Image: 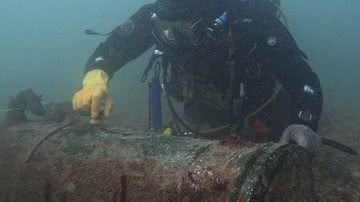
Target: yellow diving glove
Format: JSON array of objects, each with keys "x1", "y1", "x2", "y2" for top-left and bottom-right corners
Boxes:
[{"x1": 72, "y1": 69, "x2": 112, "y2": 119}]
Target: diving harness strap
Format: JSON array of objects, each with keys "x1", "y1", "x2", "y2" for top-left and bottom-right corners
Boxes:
[
  {"x1": 142, "y1": 51, "x2": 282, "y2": 136},
  {"x1": 142, "y1": 24, "x2": 282, "y2": 137}
]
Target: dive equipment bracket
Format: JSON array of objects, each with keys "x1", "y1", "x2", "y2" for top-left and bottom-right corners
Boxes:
[{"x1": 298, "y1": 111, "x2": 314, "y2": 123}]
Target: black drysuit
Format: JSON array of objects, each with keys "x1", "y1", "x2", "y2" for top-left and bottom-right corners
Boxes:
[{"x1": 84, "y1": 1, "x2": 323, "y2": 140}]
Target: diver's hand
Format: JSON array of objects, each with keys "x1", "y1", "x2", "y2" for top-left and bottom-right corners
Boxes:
[
  {"x1": 72, "y1": 87, "x2": 112, "y2": 119},
  {"x1": 72, "y1": 69, "x2": 112, "y2": 119},
  {"x1": 280, "y1": 124, "x2": 321, "y2": 156}
]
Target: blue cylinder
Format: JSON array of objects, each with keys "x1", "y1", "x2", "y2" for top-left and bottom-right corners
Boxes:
[
  {"x1": 215, "y1": 12, "x2": 228, "y2": 25},
  {"x1": 149, "y1": 78, "x2": 162, "y2": 130}
]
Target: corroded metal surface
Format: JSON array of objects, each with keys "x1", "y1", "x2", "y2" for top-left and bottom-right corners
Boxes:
[{"x1": 0, "y1": 121, "x2": 314, "y2": 202}]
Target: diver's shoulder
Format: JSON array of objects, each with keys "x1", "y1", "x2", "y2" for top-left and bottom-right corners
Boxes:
[{"x1": 139, "y1": 2, "x2": 158, "y2": 12}]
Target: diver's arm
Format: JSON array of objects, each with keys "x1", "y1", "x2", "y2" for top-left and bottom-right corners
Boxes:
[
  {"x1": 275, "y1": 54, "x2": 323, "y2": 131},
  {"x1": 85, "y1": 3, "x2": 156, "y2": 78},
  {"x1": 261, "y1": 19, "x2": 323, "y2": 131},
  {"x1": 73, "y1": 3, "x2": 156, "y2": 119}
]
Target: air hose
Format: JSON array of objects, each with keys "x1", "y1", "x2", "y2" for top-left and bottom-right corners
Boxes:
[
  {"x1": 166, "y1": 94, "x2": 231, "y2": 136},
  {"x1": 162, "y1": 70, "x2": 231, "y2": 136}
]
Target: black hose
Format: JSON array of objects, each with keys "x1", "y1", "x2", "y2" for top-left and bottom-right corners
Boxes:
[
  {"x1": 322, "y1": 137, "x2": 358, "y2": 156},
  {"x1": 84, "y1": 29, "x2": 112, "y2": 36},
  {"x1": 163, "y1": 71, "x2": 231, "y2": 136},
  {"x1": 142, "y1": 54, "x2": 161, "y2": 83},
  {"x1": 165, "y1": 92, "x2": 193, "y2": 133}
]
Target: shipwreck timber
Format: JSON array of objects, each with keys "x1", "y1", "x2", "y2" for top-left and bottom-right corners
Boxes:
[{"x1": 0, "y1": 121, "x2": 315, "y2": 202}]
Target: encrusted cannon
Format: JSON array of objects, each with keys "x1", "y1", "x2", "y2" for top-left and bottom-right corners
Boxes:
[{"x1": 0, "y1": 120, "x2": 315, "y2": 202}]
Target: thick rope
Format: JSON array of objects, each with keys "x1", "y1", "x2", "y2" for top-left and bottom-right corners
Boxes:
[{"x1": 0, "y1": 108, "x2": 22, "y2": 112}]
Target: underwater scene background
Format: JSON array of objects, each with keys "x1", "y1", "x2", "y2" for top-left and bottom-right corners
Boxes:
[{"x1": 0, "y1": 0, "x2": 359, "y2": 123}]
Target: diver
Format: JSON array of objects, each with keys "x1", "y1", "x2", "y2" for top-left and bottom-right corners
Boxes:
[{"x1": 72, "y1": 0, "x2": 323, "y2": 155}]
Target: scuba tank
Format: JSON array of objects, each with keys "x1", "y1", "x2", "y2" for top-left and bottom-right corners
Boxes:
[
  {"x1": 148, "y1": 77, "x2": 162, "y2": 131},
  {"x1": 144, "y1": 50, "x2": 164, "y2": 131}
]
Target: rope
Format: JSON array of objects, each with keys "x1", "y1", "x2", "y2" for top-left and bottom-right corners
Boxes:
[
  {"x1": 25, "y1": 123, "x2": 72, "y2": 163},
  {"x1": 0, "y1": 108, "x2": 22, "y2": 112}
]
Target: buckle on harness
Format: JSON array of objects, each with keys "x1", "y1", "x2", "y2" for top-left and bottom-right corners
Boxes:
[{"x1": 298, "y1": 111, "x2": 314, "y2": 123}]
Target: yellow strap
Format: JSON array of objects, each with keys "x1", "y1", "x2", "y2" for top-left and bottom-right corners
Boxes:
[{"x1": 82, "y1": 69, "x2": 109, "y2": 90}]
